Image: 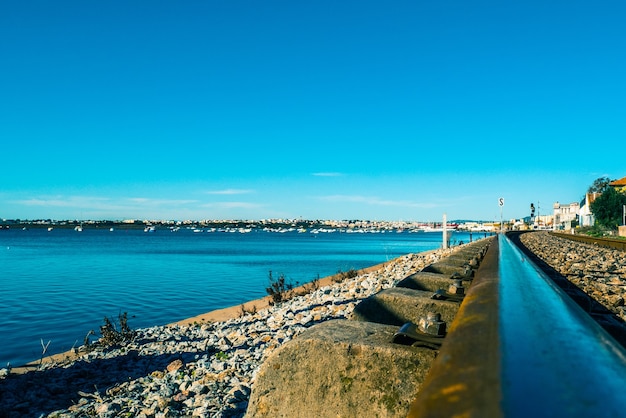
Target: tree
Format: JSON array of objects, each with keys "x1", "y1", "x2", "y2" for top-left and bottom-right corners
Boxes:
[
  {"x1": 590, "y1": 187, "x2": 626, "y2": 229},
  {"x1": 588, "y1": 176, "x2": 612, "y2": 194}
]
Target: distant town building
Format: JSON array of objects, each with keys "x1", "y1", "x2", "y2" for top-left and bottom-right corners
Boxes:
[
  {"x1": 553, "y1": 201, "x2": 580, "y2": 230},
  {"x1": 579, "y1": 192, "x2": 601, "y2": 227}
]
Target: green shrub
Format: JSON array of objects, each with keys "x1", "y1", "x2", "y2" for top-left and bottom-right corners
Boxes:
[{"x1": 578, "y1": 225, "x2": 613, "y2": 237}]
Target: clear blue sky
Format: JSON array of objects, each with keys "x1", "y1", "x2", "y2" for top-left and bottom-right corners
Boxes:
[{"x1": 1, "y1": 1, "x2": 624, "y2": 222}]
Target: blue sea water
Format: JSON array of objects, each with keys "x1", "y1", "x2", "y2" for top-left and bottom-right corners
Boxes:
[{"x1": 0, "y1": 227, "x2": 481, "y2": 367}]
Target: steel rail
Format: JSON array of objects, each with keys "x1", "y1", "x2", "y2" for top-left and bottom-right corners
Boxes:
[
  {"x1": 550, "y1": 231, "x2": 626, "y2": 251},
  {"x1": 408, "y1": 233, "x2": 626, "y2": 418}
]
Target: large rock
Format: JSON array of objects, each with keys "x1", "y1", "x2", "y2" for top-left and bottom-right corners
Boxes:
[{"x1": 245, "y1": 319, "x2": 437, "y2": 418}]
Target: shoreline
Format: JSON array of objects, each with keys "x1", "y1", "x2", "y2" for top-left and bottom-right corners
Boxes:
[
  {"x1": 168, "y1": 258, "x2": 394, "y2": 326},
  {"x1": 1, "y1": 245, "x2": 454, "y2": 416},
  {"x1": 10, "y1": 256, "x2": 402, "y2": 375}
]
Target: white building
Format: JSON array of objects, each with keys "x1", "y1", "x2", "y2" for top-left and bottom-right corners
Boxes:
[
  {"x1": 553, "y1": 201, "x2": 580, "y2": 230},
  {"x1": 579, "y1": 193, "x2": 601, "y2": 227}
]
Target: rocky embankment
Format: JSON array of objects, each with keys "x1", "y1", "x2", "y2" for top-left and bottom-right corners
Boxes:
[
  {"x1": 519, "y1": 232, "x2": 626, "y2": 323},
  {"x1": 0, "y1": 248, "x2": 453, "y2": 417}
]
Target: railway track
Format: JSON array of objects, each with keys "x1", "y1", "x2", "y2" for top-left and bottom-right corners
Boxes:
[
  {"x1": 551, "y1": 231, "x2": 626, "y2": 251},
  {"x1": 409, "y1": 232, "x2": 626, "y2": 418},
  {"x1": 511, "y1": 231, "x2": 626, "y2": 347},
  {"x1": 248, "y1": 232, "x2": 626, "y2": 417}
]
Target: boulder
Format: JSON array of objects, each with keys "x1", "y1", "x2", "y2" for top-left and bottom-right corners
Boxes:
[{"x1": 245, "y1": 319, "x2": 437, "y2": 418}]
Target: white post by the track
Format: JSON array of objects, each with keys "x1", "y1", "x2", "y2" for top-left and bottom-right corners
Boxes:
[{"x1": 442, "y1": 213, "x2": 448, "y2": 249}]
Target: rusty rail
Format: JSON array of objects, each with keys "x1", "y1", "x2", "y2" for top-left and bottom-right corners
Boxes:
[
  {"x1": 551, "y1": 231, "x2": 626, "y2": 251},
  {"x1": 408, "y1": 233, "x2": 626, "y2": 418}
]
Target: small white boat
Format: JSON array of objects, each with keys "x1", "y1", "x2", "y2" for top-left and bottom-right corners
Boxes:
[{"x1": 420, "y1": 227, "x2": 456, "y2": 233}]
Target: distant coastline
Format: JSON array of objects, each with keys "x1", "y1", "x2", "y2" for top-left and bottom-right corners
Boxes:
[{"x1": 0, "y1": 218, "x2": 498, "y2": 233}]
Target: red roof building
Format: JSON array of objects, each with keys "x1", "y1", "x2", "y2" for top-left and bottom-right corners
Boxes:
[{"x1": 609, "y1": 176, "x2": 626, "y2": 192}]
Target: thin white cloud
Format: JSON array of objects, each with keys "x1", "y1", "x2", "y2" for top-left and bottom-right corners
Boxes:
[
  {"x1": 126, "y1": 198, "x2": 198, "y2": 206},
  {"x1": 206, "y1": 189, "x2": 254, "y2": 195},
  {"x1": 318, "y1": 194, "x2": 438, "y2": 208},
  {"x1": 127, "y1": 197, "x2": 150, "y2": 204},
  {"x1": 312, "y1": 172, "x2": 343, "y2": 177},
  {"x1": 12, "y1": 195, "x2": 199, "y2": 215},
  {"x1": 13, "y1": 198, "x2": 72, "y2": 207},
  {"x1": 13, "y1": 196, "x2": 111, "y2": 208},
  {"x1": 201, "y1": 202, "x2": 265, "y2": 209}
]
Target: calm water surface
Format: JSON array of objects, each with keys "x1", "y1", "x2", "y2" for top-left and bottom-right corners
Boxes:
[{"x1": 0, "y1": 227, "x2": 479, "y2": 367}]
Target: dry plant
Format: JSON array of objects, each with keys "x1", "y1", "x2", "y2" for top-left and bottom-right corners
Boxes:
[
  {"x1": 333, "y1": 268, "x2": 359, "y2": 283},
  {"x1": 265, "y1": 270, "x2": 295, "y2": 305},
  {"x1": 239, "y1": 303, "x2": 258, "y2": 317},
  {"x1": 38, "y1": 338, "x2": 51, "y2": 369},
  {"x1": 97, "y1": 312, "x2": 135, "y2": 348}
]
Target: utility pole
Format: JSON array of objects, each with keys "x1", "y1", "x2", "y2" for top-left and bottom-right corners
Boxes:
[
  {"x1": 499, "y1": 197, "x2": 504, "y2": 233},
  {"x1": 537, "y1": 201, "x2": 540, "y2": 229}
]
